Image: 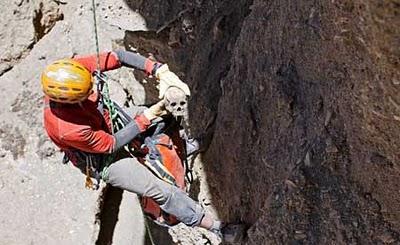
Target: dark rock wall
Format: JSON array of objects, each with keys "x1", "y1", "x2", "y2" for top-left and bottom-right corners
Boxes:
[{"x1": 125, "y1": 0, "x2": 400, "y2": 243}]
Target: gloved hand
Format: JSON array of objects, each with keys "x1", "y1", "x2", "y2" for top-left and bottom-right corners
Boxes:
[
  {"x1": 155, "y1": 64, "x2": 191, "y2": 99},
  {"x1": 143, "y1": 100, "x2": 168, "y2": 121}
]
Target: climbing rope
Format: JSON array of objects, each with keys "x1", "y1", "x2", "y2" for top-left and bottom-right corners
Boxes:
[
  {"x1": 90, "y1": 0, "x2": 101, "y2": 71},
  {"x1": 141, "y1": 206, "x2": 156, "y2": 245},
  {"x1": 90, "y1": 0, "x2": 126, "y2": 135},
  {"x1": 93, "y1": 72, "x2": 120, "y2": 134}
]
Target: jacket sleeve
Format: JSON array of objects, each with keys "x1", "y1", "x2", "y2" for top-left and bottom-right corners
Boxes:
[
  {"x1": 113, "y1": 114, "x2": 151, "y2": 150},
  {"x1": 61, "y1": 114, "x2": 151, "y2": 154},
  {"x1": 114, "y1": 50, "x2": 160, "y2": 75},
  {"x1": 74, "y1": 50, "x2": 161, "y2": 75},
  {"x1": 61, "y1": 126, "x2": 116, "y2": 154},
  {"x1": 73, "y1": 52, "x2": 122, "y2": 74}
]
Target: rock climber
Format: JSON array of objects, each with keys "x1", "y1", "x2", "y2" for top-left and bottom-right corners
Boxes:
[{"x1": 40, "y1": 50, "x2": 243, "y2": 243}]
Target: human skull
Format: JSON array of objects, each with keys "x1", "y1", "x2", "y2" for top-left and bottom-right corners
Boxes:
[
  {"x1": 182, "y1": 18, "x2": 194, "y2": 34},
  {"x1": 164, "y1": 87, "x2": 187, "y2": 117}
]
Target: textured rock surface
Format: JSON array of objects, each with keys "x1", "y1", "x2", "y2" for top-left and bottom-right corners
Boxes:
[
  {"x1": 125, "y1": 0, "x2": 400, "y2": 244},
  {"x1": 0, "y1": 0, "x2": 148, "y2": 244},
  {"x1": 0, "y1": 0, "x2": 63, "y2": 76}
]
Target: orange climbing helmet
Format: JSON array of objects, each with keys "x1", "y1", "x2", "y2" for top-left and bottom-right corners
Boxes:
[{"x1": 41, "y1": 59, "x2": 93, "y2": 103}]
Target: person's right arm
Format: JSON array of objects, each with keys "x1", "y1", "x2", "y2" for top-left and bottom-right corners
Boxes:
[
  {"x1": 60, "y1": 101, "x2": 165, "y2": 154},
  {"x1": 73, "y1": 50, "x2": 159, "y2": 75},
  {"x1": 73, "y1": 50, "x2": 190, "y2": 99}
]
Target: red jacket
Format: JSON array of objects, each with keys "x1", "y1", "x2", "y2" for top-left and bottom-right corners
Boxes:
[{"x1": 44, "y1": 52, "x2": 150, "y2": 157}]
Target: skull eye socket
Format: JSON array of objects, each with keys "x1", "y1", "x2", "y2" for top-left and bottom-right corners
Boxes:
[
  {"x1": 180, "y1": 101, "x2": 186, "y2": 106},
  {"x1": 171, "y1": 102, "x2": 177, "y2": 107}
]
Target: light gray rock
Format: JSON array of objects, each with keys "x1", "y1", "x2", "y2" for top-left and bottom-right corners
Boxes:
[
  {"x1": 112, "y1": 192, "x2": 146, "y2": 245},
  {"x1": 0, "y1": 0, "x2": 63, "y2": 76},
  {"x1": 0, "y1": 0, "x2": 149, "y2": 244}
]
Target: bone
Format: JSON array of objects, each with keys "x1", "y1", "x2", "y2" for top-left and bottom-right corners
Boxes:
[{"x1": 164, "y1": 86, "x2": 188, "y2": 118}]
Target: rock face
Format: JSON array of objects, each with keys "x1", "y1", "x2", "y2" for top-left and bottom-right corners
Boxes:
[
  {"x1": 125, "y1": 0, "x2": 400, "y2": 244},
  {"x1": 0, "y1": 1, "x2": 148, "y2": 244},
  {"x1": 0, "y1": 0, "x2": 63, "y2": 76}
]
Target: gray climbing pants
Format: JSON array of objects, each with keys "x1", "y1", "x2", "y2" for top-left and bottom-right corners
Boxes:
[{"x1": 102, "y1": 157, "x2": 204, "y2": 227}]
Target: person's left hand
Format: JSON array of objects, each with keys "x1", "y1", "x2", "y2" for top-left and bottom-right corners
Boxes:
[
  {"x1": 143, "y1": 100, "x2": 168, "y2": 121},
  {"x1": 155, "y1": 64, "x2": 191, "y2": 99}
]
